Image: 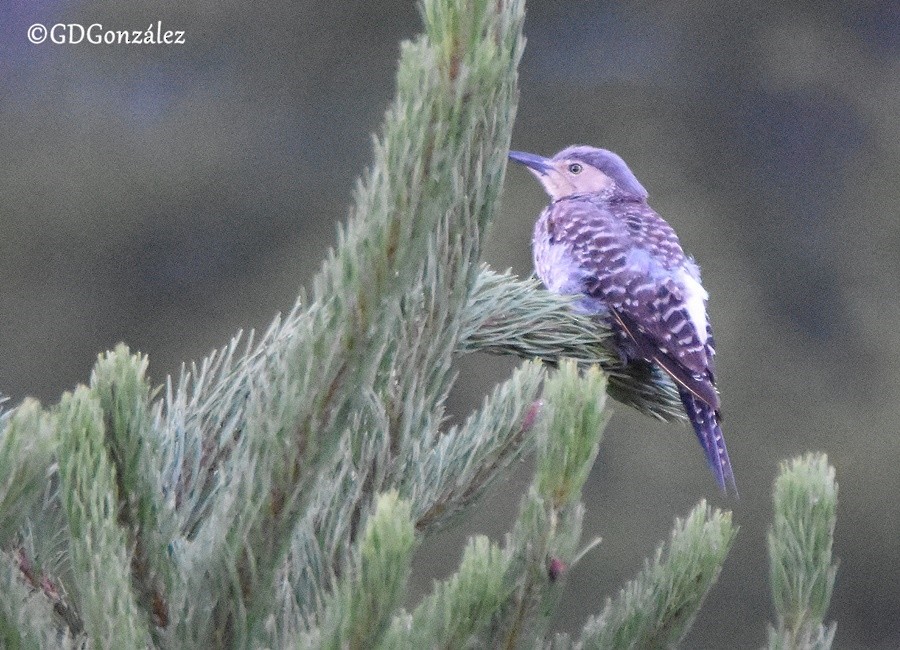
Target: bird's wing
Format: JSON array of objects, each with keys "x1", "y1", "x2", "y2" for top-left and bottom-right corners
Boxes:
[
  {"x1": 608, "y1": 305, "x2": 719, "y2": 411},
  {"x1": 558, "y1": 199, "x2": 720, "y2": 411}
]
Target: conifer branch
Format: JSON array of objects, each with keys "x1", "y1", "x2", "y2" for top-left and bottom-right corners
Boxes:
[
  {"x1": 266, "y1": 358, "x2": 543, "y2": 640},
  {"x1": 0, "y1": 400, "x2": 56, "y2": 548},
  {"x1": 161, "y1": 0, "x2": 526, "y2": 643},
  {"x1": 0, "y1": 549, "x2": 63, "y2": 649},
  {"x1": 462, "y1": 267, "x2": 686, "y2": 423},
  {"x1": 409, "y1": 359, "x2": 544, "y2": 533},
  {"x1": 302, "y1": 492, "x2": 416, "y2": 649},
  {"x1": 577, "y1": 502, "x2": 736, "y2": 648},
  {"x1": 57, "y1": 388, "x2": 150, "y2": 647},
  {"x1": 90, "y1": 345, "x2": 175, "y2": 632},
  {"x1": 767, "y1": 453, "x2": 838, "y2": 650},
  {"x1": 382, "y1": 535, "x2": 509, "y2": 648},
  {"x1": 496, "y1": 361, "x2": 608, "y2": 647}
]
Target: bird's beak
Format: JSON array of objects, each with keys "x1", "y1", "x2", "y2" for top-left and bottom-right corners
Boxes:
[{"x1": 508, "y1": 150, "x2": 552, "y2": 175}]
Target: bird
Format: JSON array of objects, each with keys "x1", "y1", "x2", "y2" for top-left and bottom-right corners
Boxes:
[{"x1": 508, "y1": 145, "x2": 736, "y2": 494}]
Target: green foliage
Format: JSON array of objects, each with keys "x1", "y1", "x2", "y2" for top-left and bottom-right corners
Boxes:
[
  {"x1": 768, "y1": 453, "x2": 838, "y2": 650},
  {"x1": 496, "y1": 361, "x2": 608, "y2": 647},
  {"x1": 91, "y1": 345, "x2": 175, "y2": 635},
  {"x1": 384, "y1": 535, "x2": 509, "y2": 648},
  {"x1": 535, "y1": 362, "x2": 608, "y2": 510},
  {"x1": 576, "y1": 503, "x2": 736, "y2": 649},
  {"x1": 308, "y1": 492, "x2": 416, "y2": 649},
  {"x1": 0, "y1": 1, "x2": 840, "y2": 648},
  {"x1": 58, "y1": 387, "x2": 149, "y2": 648},
  {"x1": 0, "y1": 399, "x2": 56, "y2": 547}
]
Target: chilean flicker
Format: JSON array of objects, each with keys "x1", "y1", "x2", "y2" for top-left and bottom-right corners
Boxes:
[{"x1": 509, "y1": 145, "x2": 736, "y2": 493}]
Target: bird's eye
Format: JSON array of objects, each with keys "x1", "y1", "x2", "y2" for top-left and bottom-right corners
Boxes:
[{"x1": 568, "y1": 163, "x2": 583, "y2": 174}]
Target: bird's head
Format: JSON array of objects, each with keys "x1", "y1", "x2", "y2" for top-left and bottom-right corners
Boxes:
[{"x1": 508, "y1": 145, "x2": 648, "y2": 202}]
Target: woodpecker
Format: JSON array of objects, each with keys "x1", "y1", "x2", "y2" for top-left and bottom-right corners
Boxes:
[{"x1": 509, "y1": 145, "x2": 736, "y2": 493}]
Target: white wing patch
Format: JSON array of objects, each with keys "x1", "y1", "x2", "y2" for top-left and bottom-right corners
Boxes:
[
  {"x1": 676, "y1": 268, "x2": 709, "y2": 344},
  {"x1": 537, "y1": 243, "x2": 588, "y2": 294}
]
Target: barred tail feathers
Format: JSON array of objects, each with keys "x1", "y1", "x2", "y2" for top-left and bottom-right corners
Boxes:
[{"x1": 679, "y1": 389, "x2": 736, "y2": 495}]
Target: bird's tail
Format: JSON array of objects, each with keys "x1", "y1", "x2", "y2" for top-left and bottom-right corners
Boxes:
[{"x1": 679, "y1": 389, "x2": 737, "y2": 496}]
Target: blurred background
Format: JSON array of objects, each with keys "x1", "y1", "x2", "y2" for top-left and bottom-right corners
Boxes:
[{"x1": 2, "y1": 1, "x2": 897, "y2": 646}]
